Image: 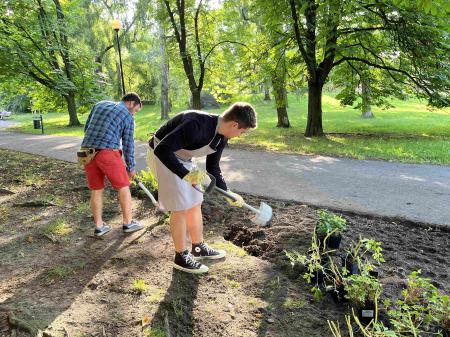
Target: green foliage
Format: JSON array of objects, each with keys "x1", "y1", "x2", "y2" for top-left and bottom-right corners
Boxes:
[
  {"x1": 345, "y1": 236, "x2": 385, "y2": 275},
  {"x1": 131, "y1": 279, "x2": 150, "y2": 294},
  {"x1": 388, "y1": 271, "x2": 450, "y2": 336},
  {"x1": 44, "y1": 219, "x2": 72, "y2": 236},
  {"x1": 329, "y1": 311, "x2": 398, "y2": 337},
  {"x1": 46, "y1": 265, "x2": 71, "y2": 281},
  {"x1": 285, "y1": 231, "x2": 328, "y2": 301},
  {"x1": 143, "y1": 326, "x2": 166, "y2": 337},
  {"x1": 344, "y1": 274, "x2": 382, "y2": 307},
  {"x1": 316, "y1": 210, "x2": 347, "y2": 235},
  {"x1": 135, "y1": 169, "x2": 158, "y2": 191}
]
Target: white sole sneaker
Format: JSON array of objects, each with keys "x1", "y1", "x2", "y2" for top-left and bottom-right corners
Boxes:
[
  {"x1": 173, "y1": 263, "x2": 209, "y2": 274},
  {"x1": 94, "y1": 225, "x2": 111, "y2": 237},
  {"x1": 193, "y1": 249, "x2": 226, "y2": 260},
  {"x1": 123, "y1": 224, "x2": 144, "y2": 233}
]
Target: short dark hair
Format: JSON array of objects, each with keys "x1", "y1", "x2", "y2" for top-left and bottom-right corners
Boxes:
[
  {"x1": 222, "y1": 102, "x2": 257, "y2": 129},
  {"x1": 121, "y1": 92, "x2": 142, "y2": 107}
]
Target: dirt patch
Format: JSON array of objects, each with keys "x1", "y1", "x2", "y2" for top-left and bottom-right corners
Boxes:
[{"x1": 0, "y1": 149, "x2": 449, "y2": 337}]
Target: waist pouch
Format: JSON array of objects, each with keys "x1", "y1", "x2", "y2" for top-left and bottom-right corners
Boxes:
[{"x1": 77, "y1": 147, "x2": 98, "y2": 166}]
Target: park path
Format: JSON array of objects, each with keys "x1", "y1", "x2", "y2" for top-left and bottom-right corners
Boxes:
[{"x1": 1, "y1": 125, "x2": 449, "y2": 228}]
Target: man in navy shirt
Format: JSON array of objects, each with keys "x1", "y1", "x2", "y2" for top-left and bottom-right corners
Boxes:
[
  {"x1": 82, "y1": 92, "x2": 144, "y2": 236},
  {"x1": 148, "y1": 102, "x2": 257, "y2": 274}
]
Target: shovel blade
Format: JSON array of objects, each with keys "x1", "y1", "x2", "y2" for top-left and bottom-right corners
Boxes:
[{"x1": 252, "y1": 202, "x2": 273, "y2": 226}]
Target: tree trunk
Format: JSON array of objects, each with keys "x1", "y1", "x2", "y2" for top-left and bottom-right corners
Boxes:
[
  {"x1": 159, "y1": 21, "x2": 170, "y2": 120},
  {"x1": 305, "y1": 81, "x2": 324, "y2": 137},
  {"x1": 272, "y1": 71, "x2": 290, "y2": 128},
  {"x1": 263, "y1": 80, "x2": 271, "y2": 101},
  {"x1": 65, "y1": 91, "x2": 80, "y2": 126},
  {"x1": 191, "y1": 90, "x2": 201, "y2": 109},
  {"x1": 361, "y1": 80, "x2": 374, "y2": 118}
]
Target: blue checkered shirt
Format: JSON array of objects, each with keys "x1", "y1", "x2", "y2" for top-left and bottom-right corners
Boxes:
[{"x1": 82, "y1": 101, "x2": 136, "y2": 171}]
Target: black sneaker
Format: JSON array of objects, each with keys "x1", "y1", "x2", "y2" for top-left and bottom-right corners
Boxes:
[
  {"x1": 191, "y1": 242, "x2": 226, "y2": 260},
  {"x1": 94, "y1": 223, "x2": 111, "y2": 237},
  {"x1": 122, "y1": 219, "x2": 144, "y2": 233},
  {"x1": 174, "y1": 250, "x2": 209, "y2": 274}
]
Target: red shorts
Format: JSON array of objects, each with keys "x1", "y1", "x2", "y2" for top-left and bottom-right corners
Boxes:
[{"x1": 85, "y1": 150, "x2": 130, "y2": 190}]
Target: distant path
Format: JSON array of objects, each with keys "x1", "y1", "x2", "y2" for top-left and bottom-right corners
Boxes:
[{"x1": 1, "y1": 129, "x2": 449, "y2": 227}]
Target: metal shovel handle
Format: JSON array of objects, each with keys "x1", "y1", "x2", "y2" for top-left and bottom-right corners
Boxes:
[
  {"x1": 135, "y1": 178, "x2": 158, "y2": 207},
  {"x1": 213, "y1": 186, "x2": 260, "y2": 214}
]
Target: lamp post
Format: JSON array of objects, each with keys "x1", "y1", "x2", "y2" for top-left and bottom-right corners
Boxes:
[{"x1": 112, "y1": 19, "x2": 125, "y2": 96}]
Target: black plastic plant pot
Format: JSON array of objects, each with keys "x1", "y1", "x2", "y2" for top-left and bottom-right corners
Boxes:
[
  {"x1": 358, "y1": 302, "x2": 376, "y2": 325},
  {"x1": 342, "y1": 254, "x2": 359, "y2": 275},
  {"x1": 310, "y1": 263, "x2": 330, "y2": 289},
  {"x1": 330, "y1": 285, "x2": 348, "y2": 303},
  {"x1": 369, "y1": 270, "x2": 379, "y2": 278},
  {"x1": 315, "y1": 229, "x2": 342, "y2": 250},
  {"x1": 327, "y1": 234, "x2": 342, "y2": 249}
]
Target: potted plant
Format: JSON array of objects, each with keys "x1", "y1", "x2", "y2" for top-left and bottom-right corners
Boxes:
[
  {"x1": 315, "y1": 210, "x2": 347, "y2": 250},
  {"x1": 326, "y1": 257, "x2": 348, "y2": 303},
  {"x1": 345, "y1": 274, "x2": 382, "y2": 325},
  {"x1": 342, "y1": 236, "x2": 385, "y2": 276},
  {"x1": 286, "y1": 231, "x2": 331, "y2": 301}
]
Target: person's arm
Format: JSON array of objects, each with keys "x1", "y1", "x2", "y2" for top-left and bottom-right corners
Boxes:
[
  {"x1": 153, "y1": 119, "x2": 202, "y2": 179},
  {"x1": 122, "y1": 118, "x2": 136, "y2": 172},
  {"x1": 206, "y1": 138, "x2": 228, "y2": 190}
]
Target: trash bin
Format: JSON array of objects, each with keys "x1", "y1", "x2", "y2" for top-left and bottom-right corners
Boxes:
[{"x1": 33, "y1": 118, "x2": 41, "y2": 129}]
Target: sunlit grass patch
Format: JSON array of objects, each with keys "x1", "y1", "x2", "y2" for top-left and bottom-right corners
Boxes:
[
  {"x1": 226, "y1": 279, "x2": 241, "y2": 289},
  {"x1": 147, "y1": 288, "x2": 165, "y2": 304},
  {"x1": 212, "y1": 241, "x2": 248, "y2": 257},
  {"x1": 44, "y1": 218, "x2": 73, "y2": 236},
  {"x1": 131, "y1": 279, "x2": 150, "y2": 294}
]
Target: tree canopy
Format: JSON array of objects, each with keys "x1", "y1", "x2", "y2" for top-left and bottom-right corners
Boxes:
[{"x1": 0, "y1": 0, "x2": 448, "y2": 133}]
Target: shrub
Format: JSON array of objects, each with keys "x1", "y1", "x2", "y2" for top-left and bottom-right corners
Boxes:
[
  {"x1": 388, "y1": 271, "x2": 450, "y2": 336},
  {"x1": 316, "y1": 210, "x2": 347, "y2": 235},
  {"x1": 345, "y1": 274, "x2": 382, "y2": 307}
]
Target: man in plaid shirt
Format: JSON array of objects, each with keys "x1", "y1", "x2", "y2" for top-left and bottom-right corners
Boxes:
[{"x1": 81, "y1": 92, "x2": 144, "y2": 236}]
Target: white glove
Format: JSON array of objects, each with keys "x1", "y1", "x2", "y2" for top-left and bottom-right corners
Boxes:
[{"x1": 225, "y1": 190, "x2": 245, "y2": 207}]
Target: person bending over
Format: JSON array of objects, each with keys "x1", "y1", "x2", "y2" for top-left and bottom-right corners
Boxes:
[{"x1": 147, "y1": 102, "x2": 257, "y2": 274}]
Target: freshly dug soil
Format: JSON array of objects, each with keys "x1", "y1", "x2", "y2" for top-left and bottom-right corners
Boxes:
[{"x1": 0, "y1": 149, "x2": 448, "y2": 337}]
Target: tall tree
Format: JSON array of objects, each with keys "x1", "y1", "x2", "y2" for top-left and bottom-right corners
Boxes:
[
  {"x1": 0, "y1": 0, "x2": 83, "y2": 125},
  {"x1": 285, "y1": 0, "x2": 450, "y2": 136}
]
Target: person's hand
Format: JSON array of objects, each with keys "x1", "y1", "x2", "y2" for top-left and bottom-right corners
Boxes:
[
  {"x1": 128, "y1": 170, "x2": 136, "y2": 180},
  {"x1": 183, "y1": 169, "x2": 207, "y2": 185},
  {"x1": 225, "y1": 190, "x2": 245, "y2": 207}
]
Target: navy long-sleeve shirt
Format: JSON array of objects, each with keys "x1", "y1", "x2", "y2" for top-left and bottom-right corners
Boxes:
[{"x1": 149, "y1": 110, "x2": 228, "y2": 190}]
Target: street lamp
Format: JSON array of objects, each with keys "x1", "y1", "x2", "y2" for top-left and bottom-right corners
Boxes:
[{"x1": 112, "y1": 19, "x2": 126, "y2": 96}]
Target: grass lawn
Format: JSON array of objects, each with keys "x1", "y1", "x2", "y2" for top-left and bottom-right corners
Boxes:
[{"x1": 7, "y1": 93, "x2": 450, "y2": 165}]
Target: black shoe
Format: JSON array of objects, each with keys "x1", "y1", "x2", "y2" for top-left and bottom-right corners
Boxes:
[
  {"x1": 191, "y1": 242, "x2": 226, "y2": 260},
  {"x1": 173, "y1": 250, "x2": 209, "y2": 274}
]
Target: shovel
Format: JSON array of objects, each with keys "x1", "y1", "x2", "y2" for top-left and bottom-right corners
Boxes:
[
  {"x1": 134, "y1": 178, "x2": 166, "y2": 213},
  {"x1": 195, "y1": 174, "x2": 273, "y2": 227}
]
